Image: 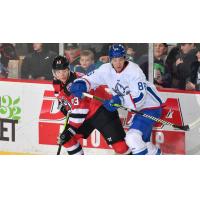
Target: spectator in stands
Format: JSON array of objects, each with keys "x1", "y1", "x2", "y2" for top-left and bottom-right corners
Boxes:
[
  {"x1": 186, "y1": 46, "x2": 200, "y2": 90},
  {"x1": 64, "y1": 43, "x2": 80, "y2": 71},
  {"x1": 74, "y1": 50, "x2": 98, "y2": 74},
  {"x1": 130, "y1": 43, "x2": 149, "y2": 80},
  {"x1": 126, "y1": 46, "x2": 136, "y2": 62},
  {"x1": 136, "y1": 54, "x2": 148, "y2": 80},
  {"x1": 95, "y1": 43, "x2": 112, "y2": 68},
  {"x1": 0, "y1": 63, "x2": 8, "y2": 78},
  {"x1": 165, "y1": 45, "x2": 180, "y2": 75},
  {"x1": 21, "y1": 43, "x2": 57, "y2": 80},
  {"x1": 0, "y1": 43, "x2": 18, "y2": 78},
  {"x1": 171, "y1": 43, "x2": 197, "y2": 90},
  {"x1": 153, "y1": 43, "x2": 172, "y2": 88},
  {"x1": 194, "y1": 47, "x2": 200, "y2": 90}
]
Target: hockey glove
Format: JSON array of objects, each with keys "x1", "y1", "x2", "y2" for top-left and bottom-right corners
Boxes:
[
  {"x1": 60, "y1": 105, "x2": 68, "y2": 116},
  {"x1": 58, "y1": 126, "x2": 77, "y2": 145},
  {"x1": 57, "y1": 100, "x2": 69, "y2": 116},
  {"x1": 103, "y1": 95, "x2": 121, "y2": 112},
  {"x1": 70, "y1": 80, "x2": 87, "y2": 98}
]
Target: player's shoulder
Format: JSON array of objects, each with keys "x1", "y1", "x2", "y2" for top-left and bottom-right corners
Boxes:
[
  {"x1": 127, "y1": 61, "x2": 141, "y2": 70},
  {"x1": 85, "y1": 63, "x2": 111, "y2": 77},
  {"x1": 125, "y1": 61, "x2": 145, "y2": 80},
  {"x1": 75, "y1": 72, "x2": 85, "y2": 78},
  {"x1": 127, "y1": 61, "x2": 143, "y2": 73}
]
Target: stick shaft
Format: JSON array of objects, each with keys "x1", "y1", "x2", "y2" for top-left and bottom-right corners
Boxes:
[
  {"x1": 56, "y1": 111, "x2": 71, "y2": 155},
  {"x1": 57, "y1": 144, "x2": 62, "y2": 155},
  {"x1": 83, "y1": 92, "x2": 189, "y2": 131}
]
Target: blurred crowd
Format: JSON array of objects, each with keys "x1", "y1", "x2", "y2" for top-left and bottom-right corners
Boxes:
[
  {"x1": 1, "y1": 43, "x2": 200, "y2": 91},
  {"x1": 153, "y1": 43, "x2": 200, "y2": 91}
]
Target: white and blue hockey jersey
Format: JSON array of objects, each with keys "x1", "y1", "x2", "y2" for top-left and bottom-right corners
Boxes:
[{"x1": 78, "y1": 61, "x2": 163, "y2": 111}]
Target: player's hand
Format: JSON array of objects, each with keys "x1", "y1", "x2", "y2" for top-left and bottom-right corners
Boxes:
[
  {"x1": 70, "y1": 80, "x2": 87, "y2": 98},
  {"x1": 57, "y1": 126, "x2": 76, "y2": 145},
  {"x1": 58, "y1": 132, "x2": 69, "y2": 145},
  {"x1": 103, "y1": 95, "x2": 121, "y2": 112},
  {"x1": 60, "y1": 105, "x2": 68, "y2": 116}
]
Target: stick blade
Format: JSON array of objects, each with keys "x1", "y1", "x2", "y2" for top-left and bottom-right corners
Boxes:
[{"x1": 173, "y1": 124, "x2": 190, "y2": 131}]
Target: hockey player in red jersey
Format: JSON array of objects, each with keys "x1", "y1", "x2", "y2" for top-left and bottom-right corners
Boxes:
[{"x1": 52, "y1": 56, "x2": 131, "y2": 155}]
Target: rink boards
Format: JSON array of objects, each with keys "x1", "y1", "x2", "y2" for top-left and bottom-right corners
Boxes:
[{"x1": 0, "y1": 79, "x2": 200, "y2": 155}]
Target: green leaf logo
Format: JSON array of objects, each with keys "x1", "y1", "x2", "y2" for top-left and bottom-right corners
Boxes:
[
  {"x1": 2, "y1": 95, "x2": 12, "y2": 107},
  {"x1": 0, "y1": 95, "x2": 21, "y2": 120},
  {"x1": 12, "y1": 116, "x2": 21, "y2": 120},
  {"x1": 13, "y1": 97, "x2": 20, "y2": 105},
  {"x1": 0, "y1": 107, "x2": 7, "y2": 114}
]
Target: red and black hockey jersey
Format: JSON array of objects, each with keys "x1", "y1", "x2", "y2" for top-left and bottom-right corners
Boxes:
[{"x1": 53, "y1": 71, "x2": 111, "y2": 129}]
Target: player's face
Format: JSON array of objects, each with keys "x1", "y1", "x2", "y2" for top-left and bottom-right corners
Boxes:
[
  {"x1": 111, "y1": 57, "x2": 126, "y2": 73},
  {"x1": 80, "y1": 56, "x2": 94, "y2": 69},
  {"x1": 54, "y1": 68, "x2": 70, "y2": 83}
]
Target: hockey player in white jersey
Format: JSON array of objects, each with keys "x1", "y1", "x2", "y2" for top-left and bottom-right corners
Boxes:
[{"x1": 70, "y1": 44, "x2": 163, "y2": 155}]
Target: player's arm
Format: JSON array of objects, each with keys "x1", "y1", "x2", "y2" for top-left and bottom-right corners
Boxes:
[
  {"x1": 103, "y1": 68, "x2": 147, "y2": 112},
  {"x1": 52, "y1": 79, "x2": 70, "y2": 115},
  {"x1": 123, "y1": 75, "x2": 147, "y2": 110},
  {"x1": 70, "y1": 67, "x2": 106, "y2": 98}
]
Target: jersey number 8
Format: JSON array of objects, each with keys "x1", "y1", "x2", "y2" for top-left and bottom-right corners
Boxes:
[{"x1": 138, "y1": 82, "x2": 147, "y2": 91}]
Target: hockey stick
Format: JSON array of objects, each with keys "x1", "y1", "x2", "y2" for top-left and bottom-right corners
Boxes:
[
  {"x1": 57, "y1": 144, "x2": 62, "y2": 155},
  {"x1": 56, "y1": 108, "x2": 71, "y2": 155},
  {"x1": 82, "y1": 92, "x2": 191, "y2": 131}
]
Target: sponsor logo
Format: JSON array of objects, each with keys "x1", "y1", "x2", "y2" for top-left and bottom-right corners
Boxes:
[
  {"x1": 0, "y1": 95, "x2": 21, "y2": 120},
  {"x1": 0, "y1": 95, "x2": 21, "y2": 142},
  {"x1": 152, "y1": 98, "x2": 185, "y2": 154}
]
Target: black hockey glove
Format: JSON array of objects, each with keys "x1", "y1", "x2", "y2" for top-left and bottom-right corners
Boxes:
[
  {"x1": 58, "y1": 125, "x2": 77, "y2": 145},
  {"x1": 58, "y1": 99, "x2": 70, "y2": 116},
  {"x1": 60, "y1": 105, "x2": 68, "y2": 116}
]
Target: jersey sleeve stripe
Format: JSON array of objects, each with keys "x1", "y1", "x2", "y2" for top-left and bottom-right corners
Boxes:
[
  {"x1": 69, "y1": 113, "x2": 87, "y2": 118},
  {"x1": 69, "y1": 117, "x2": 85, "y2": 124},
  {"x1": 147, "y1": 87, "x2": 162, "y2": 105},
  {"x1": 68, "y1": 144, "x2": 83, "y2": 155},
  {"x1": 133, "y1": 92, "x2": 144, "y2": 104},
  {"x1": 71, "y1": 109, "x2": 89, "y2": 114},
  {"x1": 129, "y1": 94, "x2": 136, "y2": 108}
]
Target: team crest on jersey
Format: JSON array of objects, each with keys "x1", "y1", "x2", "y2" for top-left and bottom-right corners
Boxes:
[{"x1": 112, "y1": 82, "x2": 130, "y2": 96}]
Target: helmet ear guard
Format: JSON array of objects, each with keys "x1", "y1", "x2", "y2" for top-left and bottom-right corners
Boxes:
[{"x1": 109, "y1": 44, "x2": 126, "y2": 61}]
